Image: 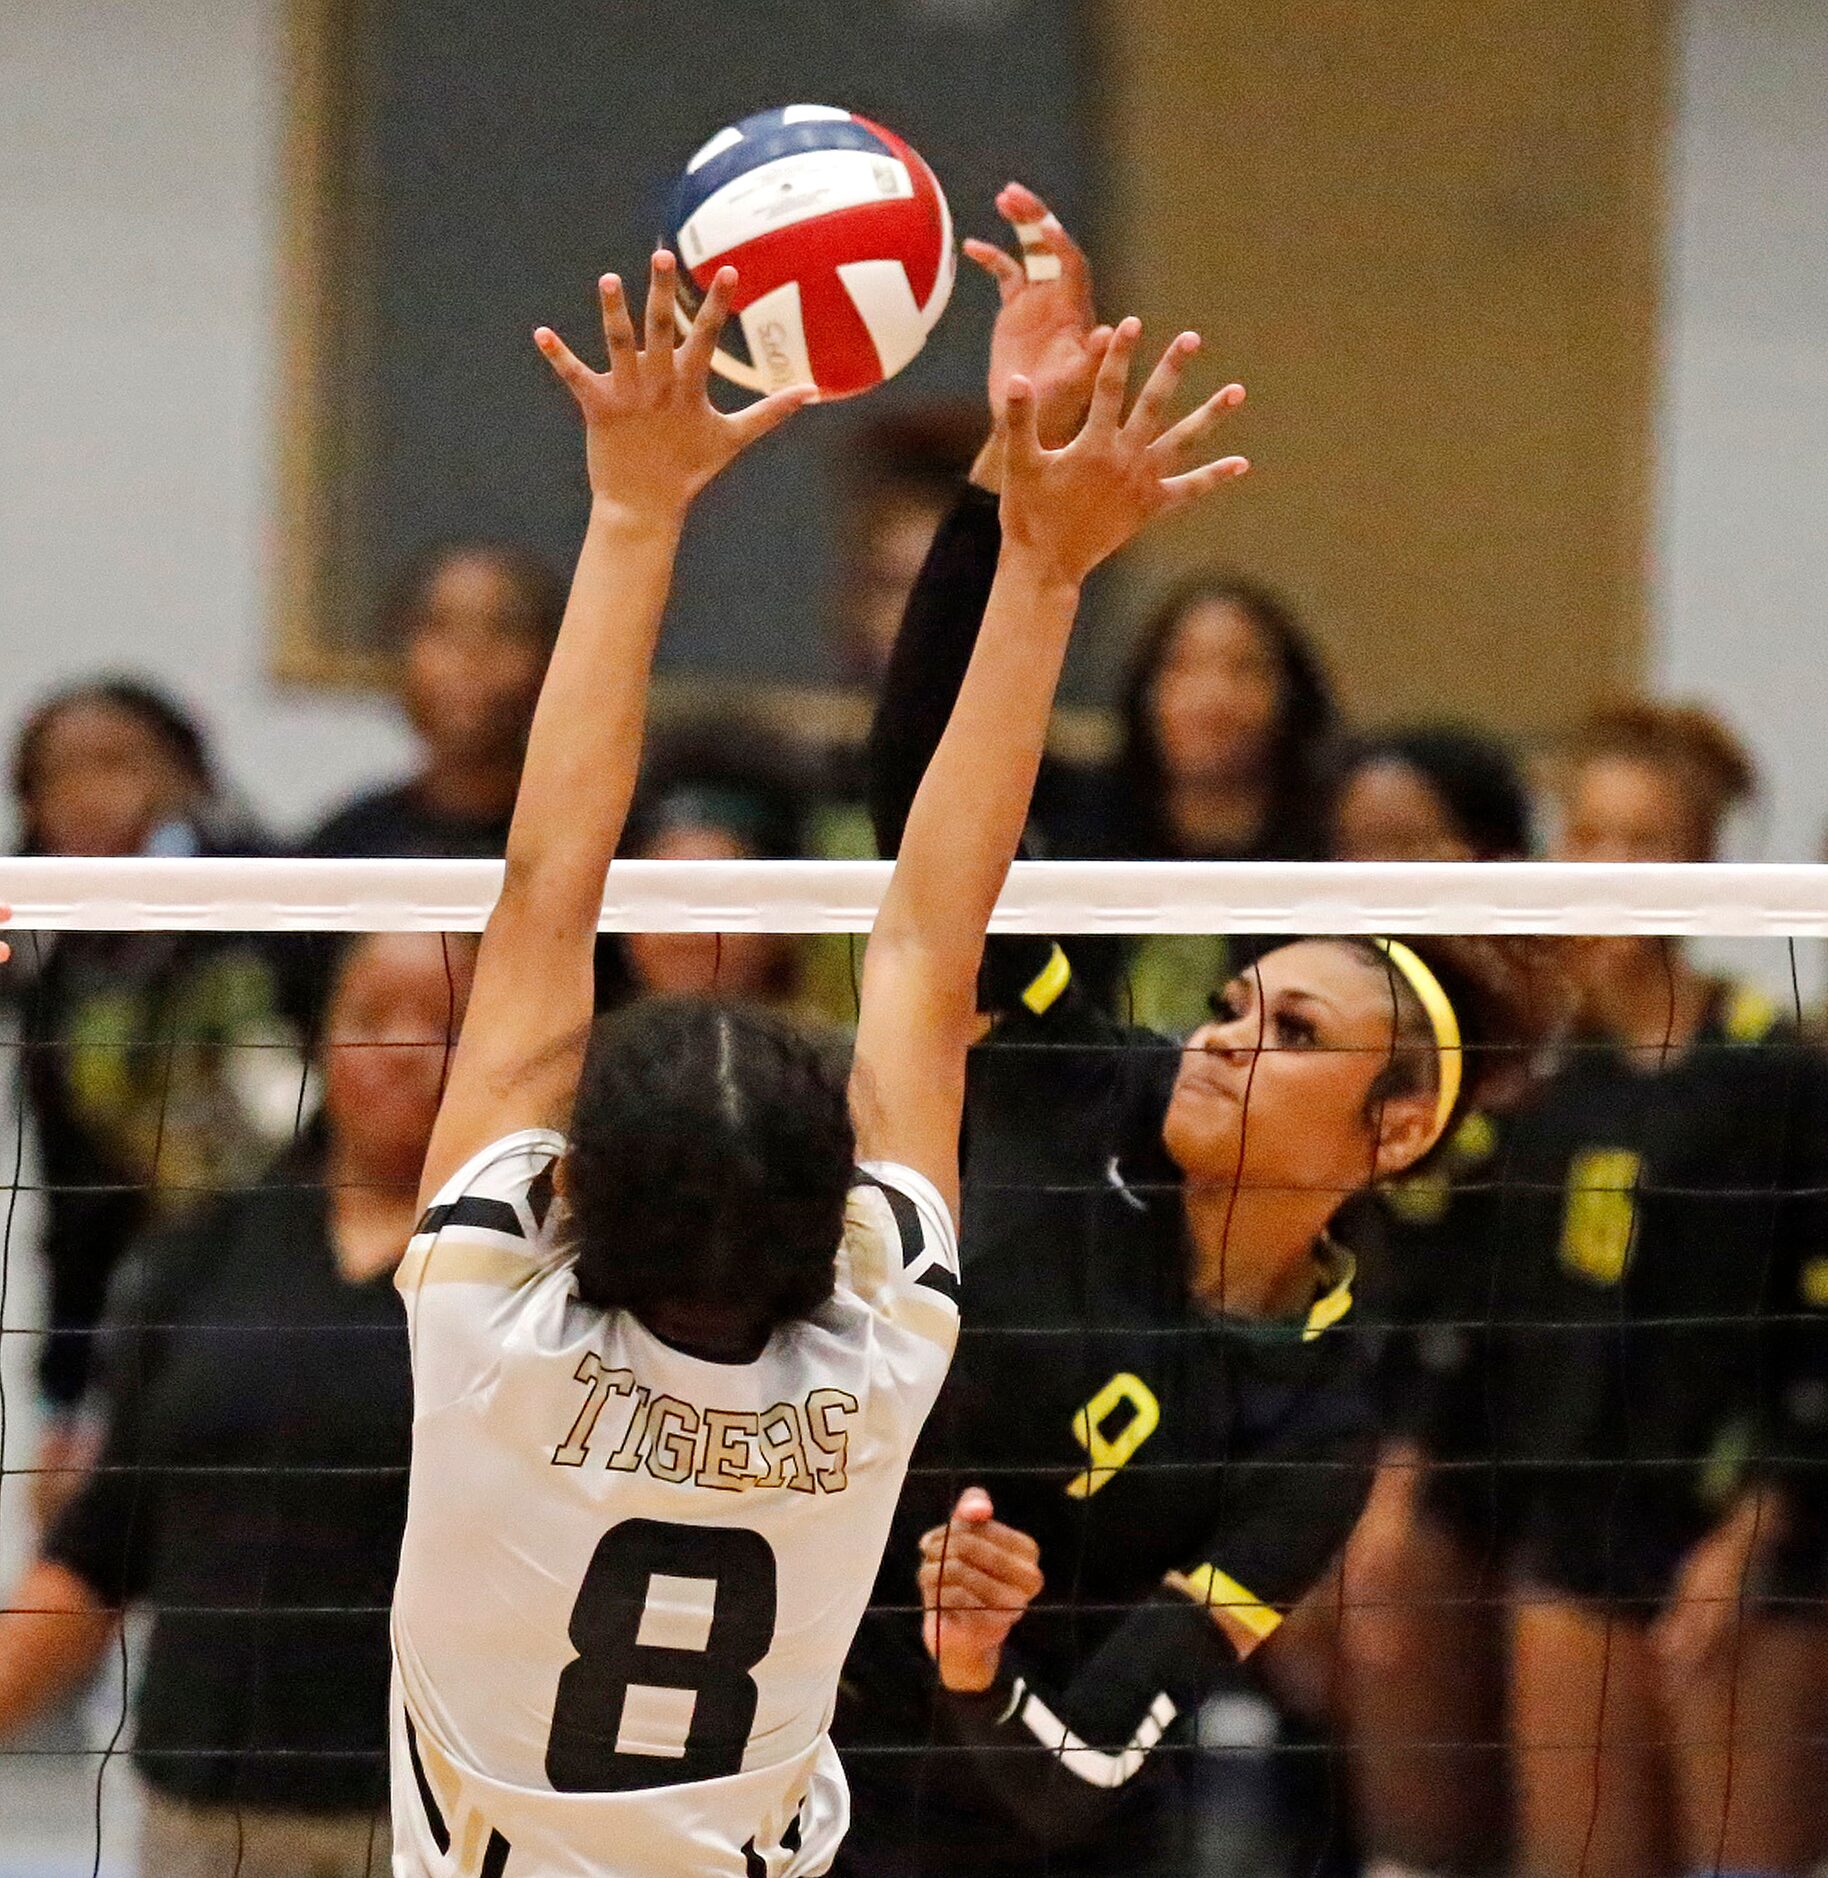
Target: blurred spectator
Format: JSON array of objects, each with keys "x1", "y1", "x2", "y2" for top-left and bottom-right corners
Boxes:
[
  {"x1": 6, "y1": 678, "x2": 298, "y2": 1530},
  {"x1": 1494, "y1": 702, "x2": 1828, "y2": 1878},
  {"x1": 1332, "y1": 722, "x2": 1534, "y2": 863},
  {"x1": 621, "y1": 722, "x2": 813, "y2": 1010},
  {"x1": 1307, "y1": 723, "x2": 1540, "y2": 1871},
  {"x1": 302, "y1": 541, "x2": 563, "y2": 859},
  {"x1": 878, "y1": 497, "x2": 1341, "y2": 1031},
  {"x1": 833, "y1": 407, "x2": 982, "y2": 690},
  {"x1": 0, "y1": 930, "x2": 469, "y2": 1878}
]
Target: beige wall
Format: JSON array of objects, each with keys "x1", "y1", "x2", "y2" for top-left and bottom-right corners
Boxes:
[{"x1": 1103, "y1": 0, "x2": 1670, "y2": 736}]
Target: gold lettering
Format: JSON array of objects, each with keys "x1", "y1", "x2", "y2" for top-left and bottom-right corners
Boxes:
[
  {"x1": 806, "y1": 1388, "x2": 858, "y2": 1493},
  {"x1": 697, "y1": 1409, "x2": 760, "y2": 1492},
  {"x1": 605, "y1": 1383, "x2": 653, "y2": 1473},
  {"x1": 552, "y1": 1355, "x2": 630, "y2": 1468},
  {"x1": 755, "y1": 1402, "x2": 816, "y2": 1494},
  {"x1": 645, "y1": 1395, "x2": 701, "y2": 1483}
]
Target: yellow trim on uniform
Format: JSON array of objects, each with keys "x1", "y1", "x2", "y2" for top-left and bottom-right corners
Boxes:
[
  {"x1": 1372, "y1": 939, "x2": 1462, "y2": 1145},
  {"x1": 1020, "y1": 943, "x2": 1073, "y2": 1015},
  {"x1": 1173, "y1": 1563, "x2": 1283, "y2": 1643},
  {"x1": 1303, "y1": 1240, "x2": 1357, "y2": 1342},
  {"x1": 1801, "y1": 1257, "x2": 1828, "y2": 1311},
  {"x1": 1723, "y1": 981, "x2": 1778, "y2": 1044}
]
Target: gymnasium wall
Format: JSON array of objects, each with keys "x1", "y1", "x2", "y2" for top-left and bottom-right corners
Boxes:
[
  {"x1": 0, "y1": 0, "x2": 412, "y2": 834},
  {"x1": 2, "y1": 0, "x2": 1825, "y2": 848},
  {"x1": 1652, "y1": 0, "x2": 1828, "y2": 871}
]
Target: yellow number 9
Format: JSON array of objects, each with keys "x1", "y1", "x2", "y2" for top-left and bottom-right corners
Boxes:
[{"x1": 1066, "y1": 1372, "x2": 1161, "y2": 1499}]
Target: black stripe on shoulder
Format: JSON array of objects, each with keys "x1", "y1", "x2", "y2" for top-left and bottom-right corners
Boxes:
[
  {"x1": 481, "y1": 1828, "x2": 512, "y2": 1878},
  {"x1": 525, "y1": 1160, "x2": 557, "y2": 1233},
  {"x1": 851, "y1": 1172, "x2": 925, "y2": 1268},
  {"x1": 403, "y1": 1711, "x2": 450, "y2": 1856},
  {"x1": 416, "y1": 1195, "x2": 527, "y2": 1241},
  {"x1": 915, "y1": 1261, "x2": 960, "y2": 1304}
]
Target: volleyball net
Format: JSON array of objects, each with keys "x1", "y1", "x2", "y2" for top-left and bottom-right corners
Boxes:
[{"x1": 3, "y1": 858, "x2": 1825, "y2": 1875}]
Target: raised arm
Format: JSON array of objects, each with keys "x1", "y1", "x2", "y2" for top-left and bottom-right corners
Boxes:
[
  {"x1": 867, "y1": 184, "x2": 1106, "y2": 863},
  {"x1": 418, "y1": 258, "x2": 810, "y2": 1207},
  {"x1": 849, "y1": 318, "x2": 1248, "y2": 1215}
]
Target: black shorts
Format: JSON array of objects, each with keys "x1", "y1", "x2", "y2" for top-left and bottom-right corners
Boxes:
[{"x1": 1516, "y1": 1472, "x2": 1826, "y2": 1616}]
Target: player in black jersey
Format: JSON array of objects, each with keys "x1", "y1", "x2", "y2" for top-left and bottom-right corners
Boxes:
[
  {"x1": 1495, "y1": 704, "x2": 1828, "y2": 1878},
  {"x1": 833, "y1": 187, "x2": 1542, "y2": 1878}
]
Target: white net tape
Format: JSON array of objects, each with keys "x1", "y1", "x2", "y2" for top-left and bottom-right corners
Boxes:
[{"x1": 7, "y1": 855, "x2": 1828, "y2": 935}]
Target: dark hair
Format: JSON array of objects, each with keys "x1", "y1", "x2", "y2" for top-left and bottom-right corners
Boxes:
[
  {"x1": 381, "y1": 541, "x2": 567, "y2": 654},
  {"x1": 1345, "y1": 933, "x2": 1560, "y2": 1172},
  {"x1": 1340, "y1": 723, "x2": 1534, "y2": 859},
  {"x1": 1118, "y1": 575, "x2": 1339, "y2": 860},
  {"x1": 627, "y1": 720, "x2": 809, "y2": 862},
  {"x1": 563, "y1": 999, "x2": 855, "y2": 1347},
  {"x1": 12, "y1": 677, "x2": 216, "y2": 849},
  {"x1": 1567, "y1": 699, "x2": 1756, "y2": 861}
]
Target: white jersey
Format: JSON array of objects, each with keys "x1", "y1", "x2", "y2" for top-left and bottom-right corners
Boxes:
[{"x1": 389, "y1": 1130, "x2": 959, "y2": 1878}]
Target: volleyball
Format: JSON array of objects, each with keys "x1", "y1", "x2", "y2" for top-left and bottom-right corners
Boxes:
[{"x1": 664, "y1": 105, "x2": 955, "y2": 401}]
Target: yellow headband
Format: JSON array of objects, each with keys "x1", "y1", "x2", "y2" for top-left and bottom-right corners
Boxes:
[{"x1": 1372, "y1": 939, "x2": 1463, "y2": 1145}]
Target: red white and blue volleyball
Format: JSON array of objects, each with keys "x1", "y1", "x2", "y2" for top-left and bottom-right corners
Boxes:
[{"x1": 666, "y1": 105, "x2": 955, "y2": 401}]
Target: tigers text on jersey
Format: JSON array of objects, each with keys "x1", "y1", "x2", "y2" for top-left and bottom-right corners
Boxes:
[{"x1": 389, "y1": 1131, "x2": 959, "y2": 1878}]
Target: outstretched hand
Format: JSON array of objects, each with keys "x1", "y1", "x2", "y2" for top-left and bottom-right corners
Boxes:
[
  {"x1": 535, "y1": 253, "x2": 814, "y2": 525},
  {"x1": 965, "y1": 182, "x2": 1108, "y2": 457},
  {"x1": 997, "y1": 317, "x2": 1249, "y2": 586}
]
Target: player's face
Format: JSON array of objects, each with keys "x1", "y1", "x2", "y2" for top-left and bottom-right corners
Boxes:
[
  {"x1": 1334, "y1": 758, "x2": 1474, "y2": 862},
  {"x1": 322, "y1": 932, "x2": 477, "y2": 1180},
  {"x1": 1163, "y1": 940, "x2": 1430, "y2": 1200},
  {"x1": 624, "y1": 826, "x2": 798, "y2": 1001},
  {"x1": 25, "y1": 701, "x2": 195, "y2": 857},
  {"x1": 1149, "y1": 600, "x2": 1282, "y2": 787},
  {"x1": 401, "y1": 553, "x2": 550, "y2": 765}
]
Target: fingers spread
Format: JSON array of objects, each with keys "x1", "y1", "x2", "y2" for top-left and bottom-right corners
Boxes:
[
  {"x1": 598, "y1": 275, "x2": 638, "y2": 381},
  {"x1": 679, "y1": 266, "x2": 737, "y2": 382},
  {"x1": 533, "y1": 326, "x2": 594, "y2": 401},
  {"x1": 643, "y1": 250, "x2": 678, "y2": 367},
  {"x1": 963, "y1": 237, "x2": 1025, "y2": 305},
  {"x1": 1124, "y1": 331, "x2": 1201, "y2": 444},
  {"x1": 726, "y1": 381, "x2": 817, "y2": 448},
  {"x1": 1149, "y1": 382, "x2": 1246, "y2": 461},
  {"x1": 1161, "y1": 455, "x2": 1251, "y2": 509},
  {"x1": 1001, "y1": 374, "x2": 1042, "y2": 470},
  {"x1": 1084, "y1": 316, "x2": 1141, "y2": 435}
]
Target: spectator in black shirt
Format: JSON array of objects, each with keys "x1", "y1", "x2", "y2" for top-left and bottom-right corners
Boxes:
[
  {"x1": 0, "y1": 928, "x2": 472, "y2": 1878},
  {"x1": 1499, "y1": 703, "x2": 1828, "y2": 1878},
  {"x1": 1318, "y1": 724, "x2": 1541, "y2": 1872},
  {"x1": 620, "y1": 721, "x2": 814, "y2": 1011},
  {"x1": 6, "y1": 678, "x2": 296, "y2": 1531},
  {"x1": 302, "y1": 542, "x2": 563, "y2": 860}
]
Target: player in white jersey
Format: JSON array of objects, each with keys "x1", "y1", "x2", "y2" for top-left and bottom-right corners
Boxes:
[{"x1": 388, "y1": 251, "x2": 1250, "y2": 1877}]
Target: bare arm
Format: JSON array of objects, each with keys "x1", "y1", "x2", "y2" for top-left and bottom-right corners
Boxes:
[
  {"x1": 0, "y1": 1559, "x2": 116, "y2": 1739},
  {"x1": 418, "y1": 258, "x2": 811, "y2": 1208},
  {"x1": 850, "y1": 318, "x2": 1249, "y2": 1212}
]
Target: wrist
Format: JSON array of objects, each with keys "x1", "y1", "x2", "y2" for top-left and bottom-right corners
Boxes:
[
  {"x1": 939, "y1": 1645, "x2": 1004, "y2": 1695},
  {"x1": 995, "y1": 538, "x2": 1087, "y2": 599},
  {"x1": 586, "y1": 495, "x2": 689, "y2": 541}
]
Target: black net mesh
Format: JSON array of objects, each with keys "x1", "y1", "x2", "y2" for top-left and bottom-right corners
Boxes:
[{"x1": 2, "y1": 923, "x2": 1824, "y2": 1878}]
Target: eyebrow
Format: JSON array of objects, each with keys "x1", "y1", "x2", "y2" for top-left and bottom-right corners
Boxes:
[{"x1": 1278, "y1": 987, "x2": 1342, "y2": 1018}]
